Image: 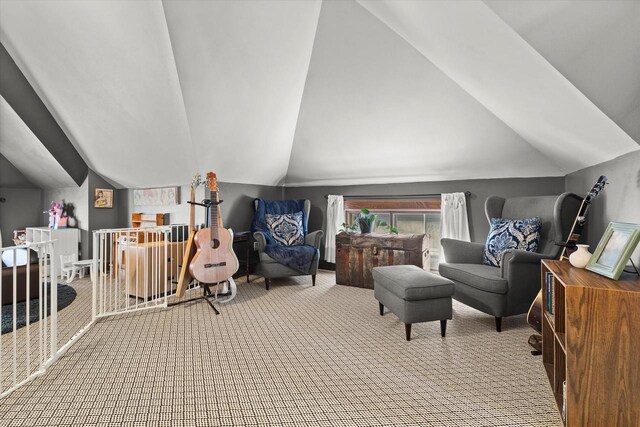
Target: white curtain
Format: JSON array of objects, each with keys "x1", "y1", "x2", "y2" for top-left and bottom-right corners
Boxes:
[
  {"x1": 440, "y1": 192, "x2": 471, "y2": 262},
  {"x1": 325, "y1": 195, "x2": 345, "y2": 263}
]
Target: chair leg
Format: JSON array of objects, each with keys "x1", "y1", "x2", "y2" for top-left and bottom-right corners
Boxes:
[
  {"x1": 265, "y1": 278, "x2": 270, "y2": 291},
  {"x1": 440, "y1": 320, "x2": 447, "y2": 337},
  {"x1": 405, "y1": 323, "x2": 411, "y2": 341},
  {"x1": 495, "y1": 316, "x2": 502, "y2": 332},
  {"x1": 312, "y1": 274, "x2": 316, "y2": 286},
  {"x1": 379, "y1": 302, "x2": 384, "y2": 316}
]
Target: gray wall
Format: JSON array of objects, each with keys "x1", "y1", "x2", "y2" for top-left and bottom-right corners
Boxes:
[
  {"x1": 284, "y1": 176, "x2": 566, "y2": 266},
  {"x1": 0, "y1": 154, "x2": 41, "y2": 247},
  {"x1": 88, "y1": 170, "x2": 120, "y2": 233},
  {"x1": 0, "y1": 187, "x2": 43, "y2": 247},
  {"x1": 42, "y1": 177, "x2": 89, "y2": 258},
  {"x1": 120, "y1": 181, "x2": 283, "y2": 233},
  {"x1": 565, "y1": 150, "x2": 640, "y2": 266}
]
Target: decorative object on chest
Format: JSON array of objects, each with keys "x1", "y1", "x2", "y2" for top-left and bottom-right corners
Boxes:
[{"x1": 335, "y1": 232, "x2": 430, "y2": 288}]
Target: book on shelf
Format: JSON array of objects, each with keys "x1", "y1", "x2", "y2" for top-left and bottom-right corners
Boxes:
[{"x1": 545, "y1": 271, "x2": 554, "y2": 316}]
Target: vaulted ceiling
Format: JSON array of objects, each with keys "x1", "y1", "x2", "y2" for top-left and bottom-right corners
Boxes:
[{"x1": 0, "y1": 0, "x2": 638, "y2": 188}]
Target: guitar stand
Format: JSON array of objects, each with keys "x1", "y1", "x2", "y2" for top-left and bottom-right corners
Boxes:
[
  {"x1": 528, "y1": 334, "x2": 542, "y2": 356},
  {"x1": 169, "y1": 282, "x2": 220, "y2": 315}
]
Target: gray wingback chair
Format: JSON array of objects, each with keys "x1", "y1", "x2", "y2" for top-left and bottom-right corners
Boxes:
[
  {"x1": 439, "y1": 192, "x2": 581, "y2": 332},
  {"x1": 253, "y1": 200, "x2": 324, "y2": 290}
]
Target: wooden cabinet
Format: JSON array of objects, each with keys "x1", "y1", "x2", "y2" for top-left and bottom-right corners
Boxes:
[
  {"x1": 335, "y1": 232, "x2": 430, "y2": 288},
  {"x1": 541, "y1": 260, "x2": 640, "y2": 426},
  {"x1": 117, "y1": 240, "x2": 184, "y2": 298}
]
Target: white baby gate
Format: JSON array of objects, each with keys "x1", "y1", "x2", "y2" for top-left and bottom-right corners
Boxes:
[
  {"x1": 92, "y1": 226, "x2": 236, "y2": 319},
  {"x1": 0, "y1": 241, "x2": 64, "y2": 398},
  {"x1": 92, "y1": 227, "x2": 177, "y2": 318},
  {"x1": 2, "y1": 226, "x2": 235, "y2": 398}
]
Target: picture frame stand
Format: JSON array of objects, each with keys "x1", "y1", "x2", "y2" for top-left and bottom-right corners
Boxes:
[{"x1": 625, "y1": 258, "x2": 640, "y2": 276}]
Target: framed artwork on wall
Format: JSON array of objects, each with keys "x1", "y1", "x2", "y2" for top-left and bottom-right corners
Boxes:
[
  {"x1": 586, "y1": 222, "x2": 640, "y2": 280},
  {"x1": 133, "y1": 187, "x2": 180, "y2": 206},
  {"x1": 94, "y1": 188, "x2": 113, "y2": 209}
]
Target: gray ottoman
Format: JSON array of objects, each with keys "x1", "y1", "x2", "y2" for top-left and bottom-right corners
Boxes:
[{"x1": 373, "y1": 265, "x2": 454, "y2": 341}]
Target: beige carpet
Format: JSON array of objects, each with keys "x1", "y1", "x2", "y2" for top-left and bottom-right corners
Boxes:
[{"x1": 0, "y1": 271, "x2": 561, "y2": 426}]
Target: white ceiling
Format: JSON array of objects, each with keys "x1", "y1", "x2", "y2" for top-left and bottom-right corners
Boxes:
[
  {"x1": 356, "y1": 0, "x2": 639, "y2": 174},
  {"x1": 0, "y1": 96, "x2": 76, "y2": 189},
  {"x1": 286, "y1": 0, "x2": 562, "y2": 186},
  {"x1": 0, "y1": 0, "x2": 638, "y2": 188},
  {"x1": 484, "y1": 0, "x2": 640, "y2": 144},
  {"x1": 162, "y1": 0, "x2": 321, "y2": 186},
  {"x1": 0, "y1": 0, "x2": 197, "y2": 188}
]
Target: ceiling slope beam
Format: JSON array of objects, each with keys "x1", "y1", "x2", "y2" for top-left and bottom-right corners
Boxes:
[
  {"x1": 0, "y1": 42, "x2": 87, "y2": 186},
  {"x1": 0, "y1": 96, "x2": 77, "y2": 189},
  {"x1": 282, "y1": 1, "x2": 323, "y2": 186}
]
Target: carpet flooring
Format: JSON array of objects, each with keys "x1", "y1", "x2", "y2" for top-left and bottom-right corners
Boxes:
[
  {"x1": 1, "y1": 283, "x2": 78, "y2": 334},
  {"x1": 0, "y1": 271, "x2": 561, "y2": 426}
]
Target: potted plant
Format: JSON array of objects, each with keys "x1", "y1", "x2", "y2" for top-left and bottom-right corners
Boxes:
[{"x1": 341, "y1": 209, "x2": 398, "y2": 234}]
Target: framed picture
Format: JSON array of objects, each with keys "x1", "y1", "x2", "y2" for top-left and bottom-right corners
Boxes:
[
  {"x1": 94, "y1": 188, "x2": 113, "y2": 209},
  {"x1": 586, "y1": 222, "x2": 640, "y2": 280},
  {"x1": 133, "y1": 187, "x2": 180, "y2": 206}
]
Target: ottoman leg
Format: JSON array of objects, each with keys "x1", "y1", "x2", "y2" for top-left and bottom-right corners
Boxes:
[
  {"x1": 495, "y1": 317, "x2": 502, "y2": 333},
  {"x1": 405, "y1": 323, "x2": 411, "y2": 341},
  {"x1": 379, "y1": 302, "x2": 384, "y2": 316},
  {"x1": 440, "y1": 320, "x2": 447, "y2": 337}
]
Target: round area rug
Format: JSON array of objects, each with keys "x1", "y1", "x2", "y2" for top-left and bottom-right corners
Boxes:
[{"x1": 1, "y1": 284, "x2": 77, "y2": 334}]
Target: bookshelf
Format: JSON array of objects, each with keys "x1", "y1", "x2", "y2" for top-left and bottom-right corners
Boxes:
[{"x1": 541, "y1": 260, "x2": 640, "y2": 426}]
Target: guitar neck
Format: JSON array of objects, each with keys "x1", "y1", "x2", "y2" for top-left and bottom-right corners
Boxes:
[
  {"x1": 209, "y1": 189, "x2": 222, "y2": 228},
  {"x1": 189, "y1": 187, "x2": 195, "y2": 232},
  {"x1": 560, "y1": 198, "x2": 590, "y2": 260}
]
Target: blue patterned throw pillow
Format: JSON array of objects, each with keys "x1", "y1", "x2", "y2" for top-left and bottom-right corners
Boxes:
[
  {"x1": 266, "y1": 212, "x2": 305, "y2": 246},
  {"x1": 483, "y1": 217, "x2": 542, "y2": 267}
]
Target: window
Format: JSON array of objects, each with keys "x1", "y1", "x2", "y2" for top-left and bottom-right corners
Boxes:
[{"x1": 344, "y1": 198, "x2": 441, "y2": 270}]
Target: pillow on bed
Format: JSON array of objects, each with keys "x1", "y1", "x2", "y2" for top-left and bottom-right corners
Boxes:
[
  {"x1": 266, "y1": 212, "x2": 305, "y2": 246},
  {"x1": 1, "y1": 248, "x2": 29, "y2": 267},
  {"x1": 483, "y1": 217, "x2": 542, "y2": 267}
]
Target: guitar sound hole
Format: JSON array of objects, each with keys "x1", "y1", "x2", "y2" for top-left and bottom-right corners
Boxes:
[{"x1": 210, "y1": 239, "x2": 220, "y2": 249}]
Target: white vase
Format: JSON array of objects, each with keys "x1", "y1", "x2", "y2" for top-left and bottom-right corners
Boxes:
[{"x1": 569, "y1": 244, "x2": 591, "y2": 269}]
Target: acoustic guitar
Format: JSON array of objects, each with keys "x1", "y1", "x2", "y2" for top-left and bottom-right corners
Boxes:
[
  {"x1": 526, "y1": 175, "x2": 608, "y2": 353},
  {"x1": 189, "y1": 172, "x2": 239, "y2": 285},
  {"x1": 176, "y1": 173, "x2": 202, "y2": 298}
]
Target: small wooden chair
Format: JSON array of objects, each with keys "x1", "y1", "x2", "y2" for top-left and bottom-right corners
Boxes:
[{"x1": 60, "y1": 253, "x2": 78, "y2": 283}]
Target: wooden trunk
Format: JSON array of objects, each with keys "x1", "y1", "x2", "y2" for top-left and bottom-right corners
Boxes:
[{"x1": 335, "y1": 232, "x2": 430, "y2": 288}]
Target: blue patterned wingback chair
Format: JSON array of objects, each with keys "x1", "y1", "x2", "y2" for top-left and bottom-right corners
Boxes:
[
  {"x1": 252, "y1": 199, "x2": 324, "y2": 290},
  {"x1": 439, "y1": 193, "x2": 581, "y2": 332}
]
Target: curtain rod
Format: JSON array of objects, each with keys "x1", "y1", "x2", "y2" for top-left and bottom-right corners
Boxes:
[{"x1": 323, "y1": 191, "x2": 471, "y2": 200}]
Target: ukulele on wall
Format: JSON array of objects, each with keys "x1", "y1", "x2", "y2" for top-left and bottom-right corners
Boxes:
[
  {"x1": 176, "y1": 173, "x2": 203, "y2": 298},
  {"x1": 189, "y1": 172, "x2": 239, "y2": 285},
  {"x1": 526, "y1": 175, "x2": 608, "y2": 354}
]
